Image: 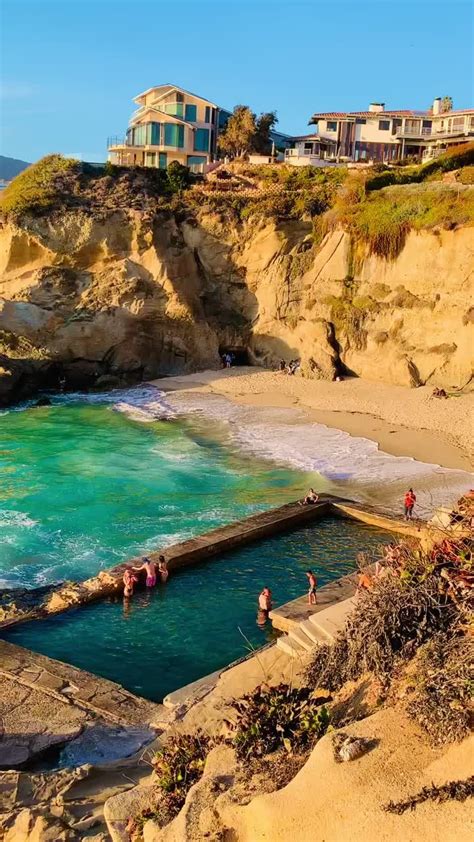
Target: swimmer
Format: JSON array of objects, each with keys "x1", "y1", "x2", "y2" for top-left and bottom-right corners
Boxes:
[
  {"x1": 123, "y1": 568, "x2": 138, "y2": 598},
  {"x1": 158, "y1": 555, "x2": 169, "y2": 583},
  {"x1": 133, "y1": 556, "x2": 157, "y2": 587},
  {"x1": 258, "y1": 587, "x2": 273, "y2": 613}
]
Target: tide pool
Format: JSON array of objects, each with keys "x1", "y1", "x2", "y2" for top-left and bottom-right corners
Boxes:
[{"x1": 0, "y1": 399, "x2": 319, "y2": 588}]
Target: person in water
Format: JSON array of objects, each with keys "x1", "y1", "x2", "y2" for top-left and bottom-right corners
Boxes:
[
  {"x1": 258, "y1": 587, "x2": 273, "y2": 612},
  {"x1": 306, "y1": 570, "x2": 317, "y2": 604},
  {"x1": 123, "y1": 568, "x2": 138, "y2": 598},
  {"x1": 158, "y1": 555, "x2": 169, "y2": 583},
  {"x1": 133, "y1": 556, "x2": 157, "y2": 587},
  {"x1": 404, "y1": 488, "x2": 417, "y2": 520},
  {"x1": 301, "y1": 488, "x2": 319, "y2": 505}
]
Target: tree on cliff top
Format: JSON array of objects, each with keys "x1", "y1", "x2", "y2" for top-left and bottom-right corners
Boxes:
[{"x1": 218, "y1": 106, "x2": 278, "y2": 158}]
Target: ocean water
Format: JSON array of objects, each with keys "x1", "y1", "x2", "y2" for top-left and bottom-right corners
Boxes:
[
  {"x1": 0, "y1": 390, "x2": 319, "y2": 588},
  {"x1": 1, "y1": 384, "x2": 470, "y2": 590},
  {"x1": 4, "y1": 518, "x2": 391, "y2": 701}
]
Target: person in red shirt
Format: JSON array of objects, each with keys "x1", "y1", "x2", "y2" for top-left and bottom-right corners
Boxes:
[{"x1": 404, "y1": 488, "x2": 416, "y2": 520}]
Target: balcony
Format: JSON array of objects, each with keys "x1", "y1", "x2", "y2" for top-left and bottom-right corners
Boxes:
[
  {"x1": 107, "y1": 136, "x2": 128, "y2": 149},
  {"x1": 395, "y1": 126, "x2": 432, "y2": 139}
]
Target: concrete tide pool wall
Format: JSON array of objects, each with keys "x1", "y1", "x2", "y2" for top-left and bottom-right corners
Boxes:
[{"x1": 0, "y1": 495, "x2": 427, "y2": 632}]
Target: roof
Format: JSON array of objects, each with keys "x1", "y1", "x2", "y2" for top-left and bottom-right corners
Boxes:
[
  {"x1": 310, "y1": 107, "x2": 474, "y2": 122},
  {"x1": 134, "y1": 83, "x2": 219, "y2": 108},
  {"x1": 130, "y1": 106, "x2": 191, "y2": 127},
  {"x1": 291, "y1": 133, "x2": 337, "y2": 142}
]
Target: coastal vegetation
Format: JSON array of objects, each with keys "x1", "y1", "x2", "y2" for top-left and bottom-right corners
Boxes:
[{"x1": 2, "y1": 146, "x2": 473, "y2": 263}]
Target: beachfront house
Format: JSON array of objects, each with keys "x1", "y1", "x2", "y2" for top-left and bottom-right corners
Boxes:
[
  {"x1": 286, "y1": 98, "x2": 473, "y2": 165},
  {"x1": 284, "y1": 134, "x2": 338, "y2": 166},
  {"x1": 107, "y1": 84, "x2": 232, "y2": 173}
]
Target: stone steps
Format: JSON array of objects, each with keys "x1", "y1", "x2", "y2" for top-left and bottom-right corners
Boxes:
[
  {"x1": 276, "y1": 635, "x2": 308, "y2": 658},
  {"x1": 308, "y1": 597, "x2": 356, "y2": 641},
  {"x1": 287, "y1": 625, "x2": 315, "y2": 652},
  {"x1": 276, "y1": 596, "x2": 356, "y2": 659}
]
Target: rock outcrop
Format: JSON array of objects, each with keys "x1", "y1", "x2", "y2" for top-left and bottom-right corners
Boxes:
[{"x1": 0, "y1": 208, "x2": 472, "y2": 403}]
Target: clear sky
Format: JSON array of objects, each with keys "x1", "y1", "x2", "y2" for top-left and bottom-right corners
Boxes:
[{"x1": 1, "y1": 0, "x2": 473, "y2": 163}]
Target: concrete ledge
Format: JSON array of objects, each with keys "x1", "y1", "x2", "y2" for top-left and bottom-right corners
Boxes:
[{"x1": 270, "y1": 569, "x2": 360, "y2": 633}]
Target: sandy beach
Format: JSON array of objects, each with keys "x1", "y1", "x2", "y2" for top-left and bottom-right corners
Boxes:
[{"x1": 149, "y1": 368, "x2": 473, "y2": 473}]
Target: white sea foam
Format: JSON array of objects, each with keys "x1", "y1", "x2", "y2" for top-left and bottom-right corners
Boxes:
[
  {"x1": 56, "y1": 385, "x2": 176, "y2": 422},
  {"x1": 163, "y1": 391, "x2": 473, "y2": 513},
  {"x1": 0, "y1": 510, "x2": 38, "y2": 529}
]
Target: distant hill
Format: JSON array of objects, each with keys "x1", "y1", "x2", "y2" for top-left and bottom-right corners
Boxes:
[{"x1": 0, "y1": 155, "x2": 30, "y2": 181}]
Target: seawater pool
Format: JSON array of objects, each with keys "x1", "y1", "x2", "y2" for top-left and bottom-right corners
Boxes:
[{"x1": 4, "y1": 519, "x2": 392, "y2": 701}]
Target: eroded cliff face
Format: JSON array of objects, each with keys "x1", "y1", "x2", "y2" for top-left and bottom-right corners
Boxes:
[{"x1": 0, "y1": 208, "x2": 472, "y2": 403}]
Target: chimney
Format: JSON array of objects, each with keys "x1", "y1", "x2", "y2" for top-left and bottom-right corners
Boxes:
[
  {"x1": 369, "y1": 102, "x2": 385, "y2": 113},
  {"x1": 432, "y1": 97, "x2": 441, "y2": 115}
]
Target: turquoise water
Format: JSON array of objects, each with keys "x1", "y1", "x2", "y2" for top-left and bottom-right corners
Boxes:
[
  {"x1": 4, "y1": 519, "x2": 391, "y2": 701},
  {"x1": 0, "y1": 401, "x2": 318, "y2": 588}
]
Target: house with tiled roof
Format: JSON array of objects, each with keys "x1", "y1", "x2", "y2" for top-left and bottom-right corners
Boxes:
[{"x1": 287, "y1": 98, "x2": 473, "y2": 165}]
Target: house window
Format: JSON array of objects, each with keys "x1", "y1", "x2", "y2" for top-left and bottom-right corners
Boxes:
[
  {"x1": 163, "y1": 102, "x2": 184, "y2": 118},
  {"x1": 148, "y1": 122, "x2": 161, "y2": 145},
  {"x1": 355, "y1": 118, "x2": 366, "y2": 124},
  {"x1": 187, "y1": 155, "x2": 207, "y2": 166},
  {"x1": 164, "y1": 123, "x2": 184, "y2": 148},
  {"x1": 185, "y1": 104, "x2": 197, "y2": 122},
  {"x1": 194, "y1": 128, "x2": 209, "y2": 152},
  {"x1": 327, "y1": 121, "x2": 338, "y2": 132},
  {"x1": 205, "y1": 106, "x2": 211, "y2": 123},
  {"x1": 378, "y1": 120, "x2": 390, "y2": 130}
]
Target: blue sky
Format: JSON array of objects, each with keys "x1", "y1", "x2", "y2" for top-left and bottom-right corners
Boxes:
[{"x1": 1, "y1": 0, "x2": 473, "y2": 163}]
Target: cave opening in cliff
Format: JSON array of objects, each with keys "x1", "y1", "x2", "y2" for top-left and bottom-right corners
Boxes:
[{"x1": 219, "y1": 346, "x2": 250, "y2": 366}]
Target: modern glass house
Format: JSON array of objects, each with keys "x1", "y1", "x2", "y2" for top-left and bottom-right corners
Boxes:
[{"x1": 107, "y1": 84, "x2": 232, "y2": 172}]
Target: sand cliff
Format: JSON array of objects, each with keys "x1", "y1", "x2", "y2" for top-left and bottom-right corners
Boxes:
[{"x1": 0, "y1": 205, "x2": 473, "y2": 405}]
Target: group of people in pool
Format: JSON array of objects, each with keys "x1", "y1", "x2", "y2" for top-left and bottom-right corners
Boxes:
[{"x1": 122, "y1": 555, "x2": 169, "y2": 598}]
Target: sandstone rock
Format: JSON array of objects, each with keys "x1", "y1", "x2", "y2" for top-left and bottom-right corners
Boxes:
[
  {"x1": 60, "y1": 724, "x2": 155, "y2": 766},
  {"x1": 4, "y1": 808, "x2": 78, "y2": 841},
  {"x1": 0, "y1": 213, "x2": 472, "y2": 402},
  {"x1": 104, "y1": 784, "x2": 157, "y2": 842}
]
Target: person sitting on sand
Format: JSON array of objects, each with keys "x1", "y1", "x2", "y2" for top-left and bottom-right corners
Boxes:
[
  {"x1": 258, "y1": 587, "x2": 273, "y2": 613},
  {"x1": 301, "y1": 488, "x2": 319, "y2": 505},
  {"x1": 158, "y1": 555, "x2": 169, "y2": 583},
  {"x1": 123, "y1": 568, "x2": 138, "y2": 598},
  {"x1": 306, "y1": 570, "x2": 317, "y2": 604},
  {"x1": 404, "y1": 488, "x2": 416, "y2": 521},
  {"x1": 132, "y1": 556, "x2": 157, "y2": 587}
]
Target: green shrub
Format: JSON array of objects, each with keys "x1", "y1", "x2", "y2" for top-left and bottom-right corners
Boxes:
[
  {"x1": 231, "y1": 683, "x2": 330, "y2": 759},
  {"x1": 458, "y1": 165, "x2": 474, "y2": 185},
  {"x1": 340, "y1": 183, "x2": 474, "y2": 258},
  {"x1": 421, "y1": 141, "x2": 474, "y2": 177},
  {"x1": 1, "y1": 154, "x2": 78, "y2": 217},
  {"x1": 167, "y1": 161, "x2": 191, "y2": 192}
]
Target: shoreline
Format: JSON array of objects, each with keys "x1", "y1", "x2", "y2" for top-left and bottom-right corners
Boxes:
[{"x1": 149, "y1": 369, "x2": 473, "y2": 474}]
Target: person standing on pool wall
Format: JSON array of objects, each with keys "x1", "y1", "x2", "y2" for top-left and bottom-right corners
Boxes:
[{"x1": 306, "y1": 570, "x2": 317, "y2": 604}]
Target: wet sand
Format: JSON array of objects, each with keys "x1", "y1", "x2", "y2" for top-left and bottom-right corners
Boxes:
[{"x1": 149, "y1": 369, "x2": 473, "y2": 473}]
